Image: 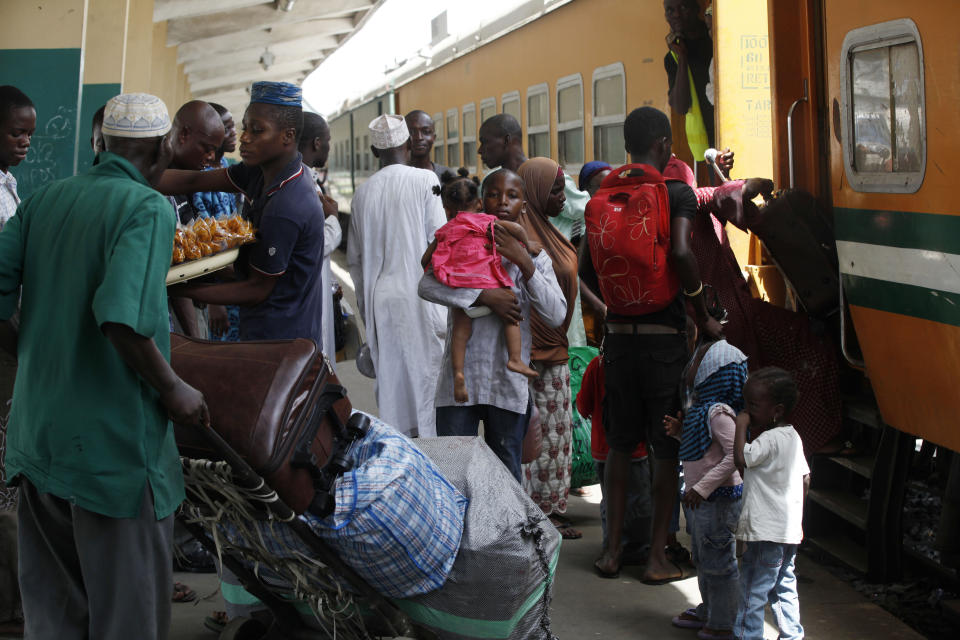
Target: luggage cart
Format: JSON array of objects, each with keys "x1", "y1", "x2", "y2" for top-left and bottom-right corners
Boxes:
[{"x1": 176, "y1": 414, "x2": 434, "y2": 640}]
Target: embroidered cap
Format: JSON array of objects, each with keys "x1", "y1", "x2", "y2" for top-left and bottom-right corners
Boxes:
[
  {"x1": 101, "y1": 93, "x2": 171, "y2": 139},
  {"x1": 250, "y1": 81, "x2": 302, "y2": 107},
  {"x1": 369, "y1": 114, "x2": 409, "y2": 150}
]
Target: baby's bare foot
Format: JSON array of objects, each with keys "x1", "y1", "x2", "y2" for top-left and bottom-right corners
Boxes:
[
  {"x1": 454, "y1": 372, "x2": 469, "y2": 403},
  {"x1": 507, "y1": 359, "x2": 538, "y2": 380}
]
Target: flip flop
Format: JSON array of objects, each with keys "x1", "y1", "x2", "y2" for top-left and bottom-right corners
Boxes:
[
  {"x1": 172, "y1": 581, "x2": 197, "y2": 603},
  {"x1": 204, "y1": 611, "x2": 228, "y2": 634},
  {"x1": 672, "y1": 608, "x2": 705, "y2": 629},
  {"x1": 641, "y1": 561, "x2": 685, "y2": 585}
]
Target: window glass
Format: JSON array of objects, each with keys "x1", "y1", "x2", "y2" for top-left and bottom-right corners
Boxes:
[
  {"x1": 559, "y1": 129, "x2": 584, "y2": 167},
  {"x1": 558, "y1": 84, "x2": 582, "y2": 123},
  {"x1": 446, "y1": 111, "x2": 458, "y2": 139},
  {"x1": 851, "y1": 48, "x2": 892, "y2": 173},
  {"x1": 594, "y1": 125, "x2": 626, "y2": 165},
  {"x1": 503, "y1": 98, "x2": 520, "y2": 121},
  {"x1": 480, "y1": 100, "x2": 496, "y2": 126},
  {"x1": 529, "y1": 132, "x2": 550, "y2": 158},
  {"x1": 463, "y1": 109, "x2": 476, "y2": 139},
  {"x1": 594, "y1": 75, "x2": 624, "y2": 118},
  {"x1": 851, "y1": 41, "x2": 923, "y2": 173},
  {"x1": 447, "y1": 141, "x2": 460, "y2": 167},
  {"x1": 528, "y1": 92, "x2": 548, "y2": 127},
  {"x1": 891, "y1": 43, "x2": 923, "y2": 172}
]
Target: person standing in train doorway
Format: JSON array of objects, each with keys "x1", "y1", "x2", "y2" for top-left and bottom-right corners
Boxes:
[
  {"x1": 406, "y1": 110, "x2": 451, "y2": 181},
  {"x1": 348, "y1": 114, "x2": 447, "y2": 438},
  {"x1": 581, "y1": 107, "x2": 723, "y2": 583},
  {"x1": 664, "y1": 0, "x2": 715, "y2": 160}
]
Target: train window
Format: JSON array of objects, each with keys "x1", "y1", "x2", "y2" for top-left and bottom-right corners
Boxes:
[
  {"x1": 592, "y1": 63, "x2": 627, "y2": 166},
  {"x1": 363, "y1": 135, "x2": 370, "y2": 171},
  {"x1": 527, "y1": 83, "x2": 550, "y2": 158},
  {"x1": 433, "y1": 112, "x2": 445, "y2": 165},
  {"x1": 557, "y1": 73, "x2": 584, "y2": 169},
  {"x1": 502, "y1": 91, "x2": 521, "y2": 123},
  {"x1": 480, "y1": 97, "x2": 497, "y2": 128},
  {"x1": 462, "y1": 103, "x2": 477, "y2": 173},
  {"x1": 840, "y1": 19, "x2": 925, "y2": 193},
  {"x1": 447, "y1": 108, "x2": 460, "y2": 168}
]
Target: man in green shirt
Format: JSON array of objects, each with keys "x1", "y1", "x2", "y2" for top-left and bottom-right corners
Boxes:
[{"x1": 0, "y1": 93, "x2": 208, "y2": 640}]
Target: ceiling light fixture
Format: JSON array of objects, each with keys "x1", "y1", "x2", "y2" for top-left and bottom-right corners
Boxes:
[{"x1": 260, "y1": 48, "x2": 276, "y2": 70}]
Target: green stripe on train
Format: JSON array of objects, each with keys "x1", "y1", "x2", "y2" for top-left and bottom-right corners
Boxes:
[
  {"x1": 835, "y1": 207, "x2": 960, "y2": 254},
  {"x1": 843, "y1": 274, "x2": 960, "y2": 328}
]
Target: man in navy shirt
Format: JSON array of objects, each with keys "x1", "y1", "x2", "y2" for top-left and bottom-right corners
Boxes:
[{"x1": 161, "y1": 82, "x2": 328, "y2": 347}]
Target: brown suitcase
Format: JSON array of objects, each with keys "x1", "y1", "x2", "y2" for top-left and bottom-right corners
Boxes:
[{"x1": 170, "y1": 334, "x2": 352, "y2": 515}]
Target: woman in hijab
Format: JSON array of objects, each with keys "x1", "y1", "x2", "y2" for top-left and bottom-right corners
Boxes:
[{"x1": 516, "y1": 157, "x2": 581, "y2": 539}]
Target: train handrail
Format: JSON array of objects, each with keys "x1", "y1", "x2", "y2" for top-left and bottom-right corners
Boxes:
[
  {"x1": 839, "y1": 268, "x2": 867, "y2": 370},
  {"x1": 786, "y1": 79, "x2": 809, "y2": 189}
]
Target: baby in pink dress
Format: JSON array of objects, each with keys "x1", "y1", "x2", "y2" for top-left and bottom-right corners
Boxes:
[{"x1": 422, "y1": 170, "x2": 538, "y2": 402}]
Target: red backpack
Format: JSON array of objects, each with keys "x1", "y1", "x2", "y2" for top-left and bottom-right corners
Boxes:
[{"x1": 584, "y1": 163, "x2": 680, "y2": 315}]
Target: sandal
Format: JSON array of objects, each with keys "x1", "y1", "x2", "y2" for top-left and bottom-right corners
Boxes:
[
  {"x1": 172, "y1": 581, "x2": 197, "y2": 603},
  {"x1": 666, "y1": 542, "x2": 691, "y2": 565},
  {"x1": 204, "y1": 611, "x2": 228, "y2": 634},
  {"x1": 672, "y1": 608, "x2": 704, "y2": 630},
  {"x1": 549, "y1": 515, "x2": 582, "y2": 540}
]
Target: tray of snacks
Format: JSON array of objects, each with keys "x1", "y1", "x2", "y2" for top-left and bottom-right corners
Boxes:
[{"x1": 166, "y1": 214, "x2": 256, "y2": 285}]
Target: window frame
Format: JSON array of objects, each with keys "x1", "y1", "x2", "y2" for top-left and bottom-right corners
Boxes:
[
  {"x1": 839, "y1": 18, "x2": 926, "y2": 193},
  {"x1": 433, "y1": 111, "x2": 445, "y2": 166},
  {"x1": 592, "y1": 62, "x2": 627, "y2": 165},
  {"x1": 526, "y1": 82, "x2": 550, "y2": 158},
  {"x1": 446, "y1": 107, "x2": 461, "y2": 168},
  {"x1": 501, "y1": 90, "x2": 521, "y2": 123},
  {"x1": 462, "y1": 102, "x2": 477, "y2": 173},
  {"x1": 556, "y1": 73, "x2": 585, "y2": 171}
]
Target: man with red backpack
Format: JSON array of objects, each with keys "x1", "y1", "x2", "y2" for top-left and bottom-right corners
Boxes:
[{"x1": 581, "y1": 106, "x2": 723, "y2": 582}]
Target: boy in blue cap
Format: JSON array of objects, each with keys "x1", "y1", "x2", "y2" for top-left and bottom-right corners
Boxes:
[{"x1": 160, "y1": 81, "x2": 332, "y2": 346}]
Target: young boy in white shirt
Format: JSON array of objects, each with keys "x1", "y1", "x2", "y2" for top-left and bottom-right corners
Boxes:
[{"x1": 733, "y1": 367, "x2": 810, "y2": 640}]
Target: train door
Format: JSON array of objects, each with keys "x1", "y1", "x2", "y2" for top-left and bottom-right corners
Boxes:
[{"x1": 770, "y1": 0, "x2": 960, "y2": 581}]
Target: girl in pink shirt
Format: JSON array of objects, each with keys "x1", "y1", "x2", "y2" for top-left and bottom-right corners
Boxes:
[{"x1": 422, "y1": 170, "x2": 538, "y2": 402}]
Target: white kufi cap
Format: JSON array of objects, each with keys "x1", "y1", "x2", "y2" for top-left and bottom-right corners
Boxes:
[
  {"x1": 101, "y1": 93, "x2": 172, "y2": 139},
  {"x1": 368, "y1": 114, "x2": 409, "y2": 150}
]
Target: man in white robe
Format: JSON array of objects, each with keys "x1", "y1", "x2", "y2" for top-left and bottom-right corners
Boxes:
[{"x1": 348, "y1": 114, "x2": 447, "y2": 437}]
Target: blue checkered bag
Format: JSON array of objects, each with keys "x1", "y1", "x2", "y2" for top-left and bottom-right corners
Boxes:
[{"x1": 303, "y1": 414, "x2": 468, "y2": 598}]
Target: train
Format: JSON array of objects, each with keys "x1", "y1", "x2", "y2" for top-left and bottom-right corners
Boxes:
[{"x1": 322, "y1": 0, "x2": 960, "y2": 587}]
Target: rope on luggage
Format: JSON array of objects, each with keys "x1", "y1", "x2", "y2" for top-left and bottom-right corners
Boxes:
[{"x1": 180, "y1": 458, "x2": 373, "y2": 639}]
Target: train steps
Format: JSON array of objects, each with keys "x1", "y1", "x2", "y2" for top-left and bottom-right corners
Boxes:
[{"x1": 804, "y1": 392, "x2": 915, "y2": 582}]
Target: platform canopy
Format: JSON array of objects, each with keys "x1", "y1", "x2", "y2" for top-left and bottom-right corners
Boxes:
[{"x1": 154, "y1": 0, "x2": 381, "y2": 117}]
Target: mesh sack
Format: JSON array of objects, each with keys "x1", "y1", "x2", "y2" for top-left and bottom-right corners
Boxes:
[
  {"x1": 397, "y1": 436, "x2": 560, "y2": 640},
  {"x1": 568, "y1": 346, "x2": 599, "y2": 488}
]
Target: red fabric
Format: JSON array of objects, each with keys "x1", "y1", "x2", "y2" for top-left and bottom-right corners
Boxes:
[
  {"x1": 577, "y1": 356, "x2": 647, "y2": 461},
  {"x1": 688, "y1": 192, "x2": 842, "y2": 454},
  {"x1": 431, "y1": 212, "x2": 514, "y2": 289},
  {"x1": 664, "y1": 155, "x2": 696, "y2": 187},
  {"x1": 585, "y1": 163, "x2": 680, "y2": 315}
]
